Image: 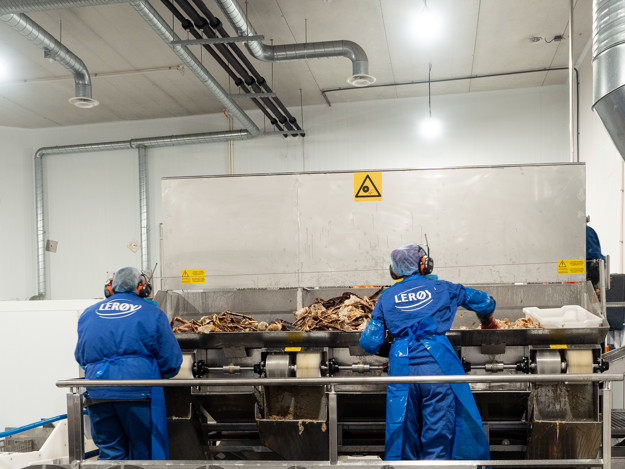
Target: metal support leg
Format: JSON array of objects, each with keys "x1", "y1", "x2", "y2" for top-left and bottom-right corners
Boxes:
[
  {"x1": 328, "y1": 385, "x2": 338, "y2": 464},
  {"x1": 67, "y1": 392, "x2": 84, "y2": 463},
  {"x1": 604, "y1": 381, "x2": 612, "y2": 469}
]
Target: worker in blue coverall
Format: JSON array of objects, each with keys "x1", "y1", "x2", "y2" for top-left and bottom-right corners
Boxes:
[
  {"x1": 586, "y1": 217, "x2": 606, "y2": 289},
  {"x1": 75, "y1": 266, "x2": 182, "y2": 460},
  {"x1": 359, "y1": 244, "x2": 498, "y2": 461}
]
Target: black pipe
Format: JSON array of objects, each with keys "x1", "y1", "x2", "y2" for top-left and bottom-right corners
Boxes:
[
  {"x1": 160, "y1": 0, "x2": 285, "y2": 132},
  {"x1": 172, "y1": 0, "x2": 294, "y2": 135},
  {"x1": 190, "y1": 0, "x2": 304, "y2": 137}
]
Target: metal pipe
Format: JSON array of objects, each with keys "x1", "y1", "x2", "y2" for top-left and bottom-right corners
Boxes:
[
  {"x1": 0, "y1": 0, "x2": 126, "y2": 14},
  {"x1": 188, "y1": 0, "x2": 304, "y2": 135},
  {"x1": 138, "y1": 146, "x2": 150, "y2": 272},
  {"x1": 328, "y1": 385, "x2": 338, "y2": 464},
  {"x1": 57, "y1": 373, "x2": 623, "y2": 388},
  {"x1": 569, "y1": 0, "x2": 575, "y2": 162},
  {"x1": 604, "y1": 380, "x2": 612, "y2": 469},
  {"x1": 0, "y1": 13, "x2": 97, "y2": 105},
  {"x1": 321, "y1": 67, "x2": 569, "y2": 105},
  {"x1": 214, "y1": 0, "x2": 373, "y2": 84},
  {"x1": 33, "y1": 130, "x2": 250, "y2": 299}
]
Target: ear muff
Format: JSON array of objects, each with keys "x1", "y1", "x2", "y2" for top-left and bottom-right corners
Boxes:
[
  {"x1": 137, "y1": 274, "x2": 152, "y2": 298},
  {"x1": 419, "y1": 256, "x2": 434, "y2": 275},
  {"x1": 389, "y1": 265, "x2": 400, "y2": 280},
  {"x1": 104, "y1": 278, "x2": 114, "y2": 298}
]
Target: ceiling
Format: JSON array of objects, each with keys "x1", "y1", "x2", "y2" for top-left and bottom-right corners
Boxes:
[{"x1": 0, "y1": 0, "x2": 592, "y2": 129}]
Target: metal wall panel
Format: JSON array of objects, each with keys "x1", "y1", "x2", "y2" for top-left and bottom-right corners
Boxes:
[{"x1": 161, "y1": 164, "x2": 586, "y2": 289}]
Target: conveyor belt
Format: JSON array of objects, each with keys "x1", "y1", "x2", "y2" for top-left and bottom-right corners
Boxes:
[{"x1": 612, "y1": 410, "x2": 625, "y2": 437}]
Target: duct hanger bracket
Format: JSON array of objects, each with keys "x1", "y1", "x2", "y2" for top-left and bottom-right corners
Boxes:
[{"x1": 171, "y1": 35, "x2": 264, "y2": 46}]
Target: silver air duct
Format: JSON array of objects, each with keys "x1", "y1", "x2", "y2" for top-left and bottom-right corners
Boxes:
[
  {"x1": 0, "y1": 13, "x2": 98, "y2": 107},
  {"x1": 34, "y1": 130, "x2": 250, "y2": 299},
  {"x1": 592, "y1": 0, "x2": 625, "y2": 160},
  {"x1": 214, "y1": 0, "x2": 375, "y2": 87},
  {"x1": 0, "y1": 0, "x2": 126, "y2": 14}
]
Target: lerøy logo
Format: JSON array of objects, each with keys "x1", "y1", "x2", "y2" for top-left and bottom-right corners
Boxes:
[
  {"x1": 96, "y1": 300, "x2": 142, "y2": 319},
  {"x1": 394, "y1": 286, "x2": 433, "y2": 311}
]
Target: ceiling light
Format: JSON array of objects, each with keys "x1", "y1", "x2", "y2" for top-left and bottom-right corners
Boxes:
[
  {"x1": 347, "y1": 73, "x2": 376, "y2": 87},
  {"x1": 69, "y1": 96, "x2": 99, "y2": 109},
  {"x1": 419, "y1": 116, "x2": 442, "y2": 139},
  {"x1": 412, "y1": 3, "x2": 442, "y2": 44}
]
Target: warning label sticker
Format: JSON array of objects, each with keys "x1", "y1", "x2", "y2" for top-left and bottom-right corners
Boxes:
[
  {"x1": 181, "y1": 269, "x2": 206, "y2": 284},
  {"x1": 557, "y1": 259, "x2": 585, "y2": 275},
  {"x1": 354, "y1": 172, "x2": 382, "y2": 201}
]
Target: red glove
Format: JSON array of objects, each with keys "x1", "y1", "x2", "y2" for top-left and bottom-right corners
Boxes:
[{"x1": 481, "y1": 319, "x2": 499, "y2": 329}]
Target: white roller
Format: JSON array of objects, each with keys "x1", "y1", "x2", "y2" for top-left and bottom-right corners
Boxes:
[
  {"x1": 296, "y1": 352, "x2": 322, "y2": 378},
  {"x1": 566, "y1": 349, "x2": 593, "y2": 374},
  {"x1": 172, "y1": 353, "x2": 194, "y2": 379}
]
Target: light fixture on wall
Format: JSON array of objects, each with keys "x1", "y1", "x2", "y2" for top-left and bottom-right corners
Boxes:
[{"x1": 419, "y1": 63, "x2": 442, "y2": 139}]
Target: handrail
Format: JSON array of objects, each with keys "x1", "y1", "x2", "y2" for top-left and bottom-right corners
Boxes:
[{"x1": 56, "y1": 373, "x2": 624, "y2": 388}]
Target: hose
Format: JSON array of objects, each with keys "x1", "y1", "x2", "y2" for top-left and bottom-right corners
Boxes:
[{"x1": 0, "y1": 414, "x2": 67, "y2": 439}]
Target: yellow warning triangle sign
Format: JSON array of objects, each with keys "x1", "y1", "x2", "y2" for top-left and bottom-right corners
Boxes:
[{"x1": 355, "y1": 174, "x2": 382, "y2": 198}]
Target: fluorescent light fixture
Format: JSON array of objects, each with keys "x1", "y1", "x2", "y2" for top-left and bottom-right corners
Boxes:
[{"x1": 419, "y1": 116, "x2": 442, "y2": 139}]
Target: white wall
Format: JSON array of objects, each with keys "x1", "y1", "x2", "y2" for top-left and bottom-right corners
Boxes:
[
  {"x1": 0, "y1": 127, "x2": 36, "y2": 300},
  {"x1": 15, "y1": 84, "x2": 570, "y2": 300},
  {"x1": 0, "y1": 300, "x2": 97, "y2": 432}
]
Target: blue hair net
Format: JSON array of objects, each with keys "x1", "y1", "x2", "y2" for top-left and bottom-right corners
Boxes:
[
  {"x1": 112, "y1": 266, "x2": 141, "y2": 293},
  {"x1": 390, "y1": 243, "x2": 426, "y2": 277}
]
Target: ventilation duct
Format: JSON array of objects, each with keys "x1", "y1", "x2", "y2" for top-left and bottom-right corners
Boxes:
[
  {"x1": 592, "y1": 0, "x2": 625, "y2": 160},
  {"x1": 0, "y1": 13, "x2": 98, "y2": 107},
  {"x1": 0, "y1": 0, "x2": 126, "y2": 14},
  {"x1": 214, "y1": 0, "x2": 375, "y2": 87}
]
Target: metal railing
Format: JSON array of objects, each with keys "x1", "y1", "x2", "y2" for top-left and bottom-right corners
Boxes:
[{"x1": 57, "y1": 373, "x2": 623, "y2": 469}]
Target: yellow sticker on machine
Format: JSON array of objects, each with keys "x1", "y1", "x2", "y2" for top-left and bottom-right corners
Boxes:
[
  {"x1": 557, "y1": 259, "x2": 585, "y2": 275},
  {"x1": 549, "y1": 344, "x2": 567, "y2": 349},
  {"x1": 285, "y1": 347, "x2": 301, "y2": 352},
  {"x1": 181, "y1": 269, "x2": 206, "y2": 284}
]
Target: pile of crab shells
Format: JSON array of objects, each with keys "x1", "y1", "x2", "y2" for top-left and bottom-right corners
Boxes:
[{"x1": 170, "y1": 290, "x2": 382, "y2": 333}]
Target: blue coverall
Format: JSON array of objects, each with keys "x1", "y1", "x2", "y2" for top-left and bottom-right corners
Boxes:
[
  {"x1": 75, "y1": 293, "x2": 182, "y2": 460},
  {"x1": 359, "y1": 273, "x2": 494, "y2": 461}
]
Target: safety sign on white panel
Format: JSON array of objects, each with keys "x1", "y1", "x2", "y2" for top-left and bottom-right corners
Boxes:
[
  {"x1": 181, "y1": 269, "x2": 206, "y2": 284},
  {"x1": 354, "y1": 172, "x2": 382, "y2": 201}
]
